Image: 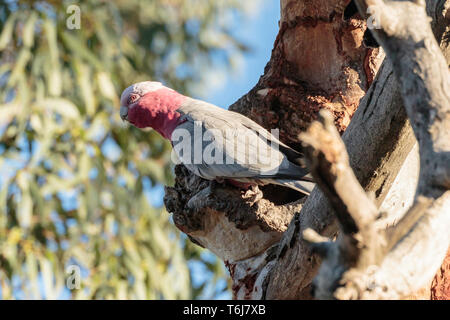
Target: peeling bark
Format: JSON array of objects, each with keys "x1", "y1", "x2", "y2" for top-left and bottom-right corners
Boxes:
[
  {"x1": 431, "y1": 247, "x2": 450, "y2": 300},
  {"x1": 166, "y1": 0, "x2": 380, "y2": 264}
]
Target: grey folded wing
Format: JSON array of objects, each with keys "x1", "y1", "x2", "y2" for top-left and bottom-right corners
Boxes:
[{"x1": 171, "y1": 99, "x2": 311, "y2": 182}]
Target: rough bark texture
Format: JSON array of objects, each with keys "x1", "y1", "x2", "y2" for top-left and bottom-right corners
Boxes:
[{"x1": 163, "y1": 0, "x2": 450, "y2": 300}]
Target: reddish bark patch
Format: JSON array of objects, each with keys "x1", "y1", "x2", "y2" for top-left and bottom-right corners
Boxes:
[
  {"x1": 225, "y1": 260, "x2": 236, "y2": 279},
  {"x1": 431, "y1": 247, "x2": 450, "y2": 300},
  {"x1": 242, "y1": 273, "x2": 258, "y2": 300},
  {"x1": 231, "y1": 283, "x2": 241, "y2": 300}
]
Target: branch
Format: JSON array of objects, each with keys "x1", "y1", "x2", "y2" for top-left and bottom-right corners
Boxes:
[
  {"x1": 300, "y1": 109, "x2": 449, "y2": 299},
  {"x1": 164, "y1": 165, "x2": 303, "y2": 262},
  {"x1": 264, "y1": 53, "x2": 414, "y2": 300},
  {"x1": 164, "y1": 0, "x2": 450, "y2": 300},
  {"x1": 335, "y1": 192, "x2": 450, "y2": 300},
  {"x1": 296, "y1": 0, "x2": 450, "y2": 299}
]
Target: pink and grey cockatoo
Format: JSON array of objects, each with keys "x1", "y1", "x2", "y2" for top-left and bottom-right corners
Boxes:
[{"x1": 120, "y1": 81, "x2": 315, "y2": 195}]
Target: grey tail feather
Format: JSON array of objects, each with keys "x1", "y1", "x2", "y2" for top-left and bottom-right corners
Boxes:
[{"x1": 273, "y1": 179, "x2": 316, "y2": 195}]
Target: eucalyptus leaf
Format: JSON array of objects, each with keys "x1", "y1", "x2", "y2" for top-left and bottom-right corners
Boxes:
[{"x1": 0, "y1": 11, "x2": 17, "y2": 50}]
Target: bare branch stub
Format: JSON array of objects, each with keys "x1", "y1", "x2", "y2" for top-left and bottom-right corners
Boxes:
[{"x1": 164, "y1": 165, "x2": 304, "y2": 263}]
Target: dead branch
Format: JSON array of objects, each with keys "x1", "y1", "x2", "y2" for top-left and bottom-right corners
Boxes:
[
  {"x1": 301, "y1": 109, "x2": 449, "y2": 299},
  {"x1": 300, "y1": 111, "x2": 379, "y2": 236}
]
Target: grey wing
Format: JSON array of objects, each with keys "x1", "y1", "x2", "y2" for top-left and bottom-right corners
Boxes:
[
  {"x1": 174, "y1": 98, "x2": 311, "y2": 181},
  {"x1": 180, "y1": 98, "x2": 307, "y2": 165}
]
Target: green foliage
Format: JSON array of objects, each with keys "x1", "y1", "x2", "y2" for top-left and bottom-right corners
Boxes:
[{"x1": 0, "y1": 0, "x2": 247, "y2": 299}]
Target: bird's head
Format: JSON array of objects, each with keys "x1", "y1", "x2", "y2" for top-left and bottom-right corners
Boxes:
[{"x1": 119, "y1": 81, "x2": 186, "y2": 137}]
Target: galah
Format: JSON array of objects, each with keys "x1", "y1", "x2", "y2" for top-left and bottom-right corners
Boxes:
[{"x1": 120, "y1": 81, "x2": 315, "y2": 195}]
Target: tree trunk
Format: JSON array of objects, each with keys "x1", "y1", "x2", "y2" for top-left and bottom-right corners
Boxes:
[{"x1": 164, "y1": 0, "x2": 450, "y2": 300}]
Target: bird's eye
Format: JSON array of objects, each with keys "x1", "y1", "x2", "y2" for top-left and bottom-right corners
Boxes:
[{"x1": 128, "y1": 93, "x2": 140, "y2": 105}]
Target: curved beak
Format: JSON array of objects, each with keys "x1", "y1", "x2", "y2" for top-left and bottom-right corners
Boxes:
[{"x1": 120, "y1": 106, "x2": 128, "y2": 121}]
